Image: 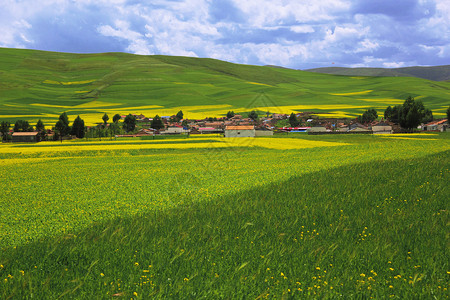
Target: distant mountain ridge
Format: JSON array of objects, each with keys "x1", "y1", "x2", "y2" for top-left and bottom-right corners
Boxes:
[{"x1": 305, "y1": 65, "x2": 450, "y2": 81}]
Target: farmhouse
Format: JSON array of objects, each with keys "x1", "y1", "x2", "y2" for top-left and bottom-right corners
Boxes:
[
  {"x1": 199, "y1": 127, "x2": 223, "y2": 134},
  {"x1": 372, "y1": 122, "x2": 393, "y2": 134},
  {"x1": 307, "y1": 126, "x2": 327, "y2": 134},
  {"x1": 255, "y1": 127, "x2": 274, "y2": 136},
  {"x1": 422, "y1": 119, "x2": 448, "y2": 132},
  {"x1": 225, "y1": 125, "x2": 255, "y2": 137},
  {"x1": 165, "y1": 126, "x2": 185, "y2": 134},
  {"x1": 12, "y1": 132, "x2": 40, "y2": 143}
]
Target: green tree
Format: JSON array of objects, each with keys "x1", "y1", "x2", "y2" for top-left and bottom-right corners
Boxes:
[
  {"x1": 123, "y1": 114, "x2": 137, "y2": 132},
  {"x1": 385, "y1": 105, "x2": 401, "y2": 124},
  {"x1": 226, "y1": 111, "x2": 235, "y2": 119},
  {"x1": 0, "y1": 121, "x2": 10, "y2": 141},
  {"x1": 181, "y1": 119, "x2": 190, "y2": 129},
  {"x1": 55, "y1": 112, "x2": 71, "y2": 141},
  {"x1": 55, "y1": 120, "x2": 66, "y2": 142},
  {"x1": 289, "y1": 112, "x2": 300, "y2": 127},
  {"x1": 447, "y1": 106, "x2": 450, "y2": 121},
  {"x1": 36, "y1": 119, "x2": 46, "y2": 140},
  {"x1": 358, "y1": 108, "x2": 378, "y2": 124},
  {"x1": 176, "y1": 110, "x2": 184, "y2": 121},
  {"x1": 384, "y1": 106, "x2": 393, "y2": 120},
  {"x1": 71, "y1": 116, "x2": 85, "y2": 138},
  {"x1": 36, "y1": 119, "x2": 45, "y2": 132},
  {"x1": 151, "y1": 115, "x2": 164, "y2": 130},
  {"x1": 397, "y1": 96, "x2": 433, "y2": 131},
  {"x1": 102, "y1": 113, "x2": 109, "y2": 126},
  {"x1": 13, "y1": 120, "x2": 33, "y2": 132},
  {"x1": 248, "y1": 110, "x2": 258, "y2": 121},
  {"x1": 113, "y1": 114, "x2": 121, "y2": 123}
]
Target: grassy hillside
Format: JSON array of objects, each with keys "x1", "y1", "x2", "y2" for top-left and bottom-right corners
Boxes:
[
  {"x1": 306, "y1": 65, "x2": 450, "y2": 82},
  {"x1": 0, "y1": 134, "x2": 449, "y2": 298},
  {"x1": 0, "y1": 47, "x2": 449, "y2": 126}
]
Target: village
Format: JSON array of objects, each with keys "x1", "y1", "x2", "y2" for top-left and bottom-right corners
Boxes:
[{"x1": 3, "y1": 109, "x2": 449, "y2": 143}]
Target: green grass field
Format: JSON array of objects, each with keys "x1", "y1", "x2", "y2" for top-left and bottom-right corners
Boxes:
[
  {"x1": 1, "y1": 133, "x2": 449, "y2": 298},
  {"x1": 1, "y1": 47, "x2": 449, "y2": 126}
]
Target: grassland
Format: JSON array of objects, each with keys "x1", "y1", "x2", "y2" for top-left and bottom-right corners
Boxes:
[
  {"x1": 1, "y1": 133, "x2": 449, "y2": 298},
  {"x1": 1, "y1": 47, "x2": 449, "y2": 126}
]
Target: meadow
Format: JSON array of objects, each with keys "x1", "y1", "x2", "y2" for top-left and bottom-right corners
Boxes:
[
  {"x1": 1, "y1": 47, "x2": 449, "y2": 126},
  {"x1": 0, "y1": 133, "x2": 449, "y2": 298}
]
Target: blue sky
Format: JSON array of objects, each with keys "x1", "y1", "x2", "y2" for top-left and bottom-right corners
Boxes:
[{"x1": 1, "y1": 0, "x2": 448, "y2": 69}]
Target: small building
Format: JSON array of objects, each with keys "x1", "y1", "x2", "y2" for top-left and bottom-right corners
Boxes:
[
  {"x1": 225, "y1": 125, "x2": 255, "y2": 138},
  {"x1": 12, "y1": 132, "x2": 40, "y2": 143},
  {"x1": 372, "y1": 122, "x2": 392, "y2": 134},
  {"x1": 199, "y1": 127, "x2": 223, "y2": 134},
  {"x1": 165, "y1": 126, "x2": 185, "y2": 134},
  {"x1": 255, "y1": 127, "x2": 274, "y2": 136},
  {"x1": 423, "y1": 119, "x2": 448, "y2": 132},
  {"x1": 307, "y1": 126, "x2": 327, "y2": 134}
]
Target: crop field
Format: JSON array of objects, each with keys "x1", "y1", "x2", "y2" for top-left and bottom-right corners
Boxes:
[
  {"x1": 1, "y1": 133, "x2": 449, "y2": 298},
  {"x1": 1, "y1": 47, "x2": 450, "y2": 125}
]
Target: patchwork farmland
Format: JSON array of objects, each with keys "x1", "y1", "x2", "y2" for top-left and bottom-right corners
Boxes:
[{"x1": 0, "y1": 48, "x2": 449, "y2": 126}]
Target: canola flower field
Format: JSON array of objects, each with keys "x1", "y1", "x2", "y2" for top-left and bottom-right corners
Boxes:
[{"x1": 1, "y1": 133, "x2": 449, "y2": 298}]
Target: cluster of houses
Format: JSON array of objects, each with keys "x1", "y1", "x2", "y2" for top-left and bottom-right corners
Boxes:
[
  {"x1": 124, "y1": 112, "x2": 449, "y2": 137},
  {"x1": 3, "y1": 112, "x2": 449, "y2": 142}
]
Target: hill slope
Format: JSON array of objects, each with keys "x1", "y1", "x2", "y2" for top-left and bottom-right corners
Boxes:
[
  {"x1": 305, "y1": 65, "x2": 450, "y2": 82},
  {"x1": 0, "y1": 48, "x2": 449, "y2": 125}
]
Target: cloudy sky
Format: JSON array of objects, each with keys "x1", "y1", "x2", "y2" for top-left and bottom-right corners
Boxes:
[{"x1": 1, "y1": 0, "x2": 449, "y2": 69}]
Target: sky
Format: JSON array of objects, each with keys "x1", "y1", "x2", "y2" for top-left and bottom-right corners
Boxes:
[{"x1": 0, "y1": 0, "x2": 449, "y2": 69}]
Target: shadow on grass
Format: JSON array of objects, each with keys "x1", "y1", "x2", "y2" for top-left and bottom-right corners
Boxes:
[{"x1": 1, "y1": 150, "x2": 449, "y2": 299}]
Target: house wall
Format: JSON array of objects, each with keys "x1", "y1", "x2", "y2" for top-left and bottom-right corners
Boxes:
[
  {"x1": 307, "y1": 127, "x2": 327, "y2": 132},
  {"x1": 166, "y1": 127, "x2": 184, "y2": 134},
  {"x1": 12, "y1": 135, "x2": 39, "y2": 142},
  {"x1": 225, "y1": 129, "x2": 255, "y2": 137},
  {"x1": 255, "y1": 130, "x2": 273, "y2": 137},
  {"x1": 372, "y1": 126, "x2": 392, "y2": 134}
]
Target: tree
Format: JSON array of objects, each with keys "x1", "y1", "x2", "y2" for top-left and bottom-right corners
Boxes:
[
  {"x1": 393, "y1": 96, "x2": 433, "y2": 131},
  {"x1": 113, "y1": 114, "x2": 121, "y2": 123},
  {"x1": 58, "y1": 112, "x2": 71, "y2": 137},
  {"x1": 248, "y1": 110, "x2": 258, "y2": 121},
  {"x1": 151, "y1": 115, "x2": 164, "y2": 130},
  {"x1": 71, "y1": 115, "x2": 85, "y2": 138},
  {"x1": 59, "y1": 112, "x2": 70, "y2": 128},
  {"x1": 13, "y1": 120, "x2": 33, "y2": 132},
  {"x1": 289, "y1": 112, "x2": 300, "y2": 127},
  {"x1": 36, "y1": 119, "x2": 46, "y2": 140},
  {"x1": 36, "y1": 119, "x2": 45, "y2": 132},
  {"x1": 102, "y1": 113, "x2": 109, "y2": 126},
  {"x1": 55, "y1": 120, "x2": 66, "y2": 142},
  {"x1": 226, "y1": 111, "x2": 235, "y2": 119},
  {"x1": 176, "y1": 110, "x2": 184, "y2": 121},
  {"x1": 123, "y1": 114, "x2": 137, "y2": 132},
  {"x1": 0, "y1": 121, "x2": 10, "y2": 141},
  {"x1": 358, "y1": 108, "x2": 378, "y2": 124},
  {"x1": 384, "y1": 106, "x2": 393, "y2": 120},
  {"x1": 181, "y1": 119, "x2": 190, "y2": 129},
  {"x1": 447, "y1": 105, "x2": 450, "y2": 121},
  {"x1": 385, "y1": 105, "x2": 401, "y2": 124}
]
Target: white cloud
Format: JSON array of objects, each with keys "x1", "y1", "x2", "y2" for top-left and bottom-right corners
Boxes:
[
  {"x1": 290, "y1": 25, "x2": 315, "y2": 34},
  {"x1": 0, "y1": 0, "x2": 448, "y2": 68}
]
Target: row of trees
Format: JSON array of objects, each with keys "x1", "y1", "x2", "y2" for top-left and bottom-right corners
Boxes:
[
  {"x1": 384, "y1": 96, "x2": 433, "y2": 130},
  {"x1": 356, "y1": 96, "x2": 442, "y2": 131}
]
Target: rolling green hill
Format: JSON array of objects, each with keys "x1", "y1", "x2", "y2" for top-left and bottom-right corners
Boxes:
[
  {"x1": 305, "y1": 65, "x2": 450, "y2": 82},
  {"x1": 0, "y1": 47, "x2": 449, "y2": 126}
]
